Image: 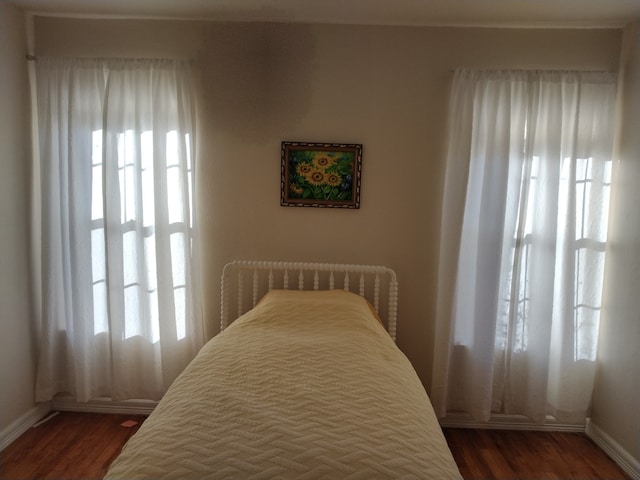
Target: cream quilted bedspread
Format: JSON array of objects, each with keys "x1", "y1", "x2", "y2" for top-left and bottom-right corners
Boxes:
[{"x1": 105, "y1": 290, "x2": 462, "y2": 479}]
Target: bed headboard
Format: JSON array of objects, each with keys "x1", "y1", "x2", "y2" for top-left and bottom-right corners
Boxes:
[{"x1": 220, "y1": 260, "x2": 398, "y2": 342}]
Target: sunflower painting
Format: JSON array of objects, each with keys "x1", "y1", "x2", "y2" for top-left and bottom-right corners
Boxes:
[{"x1": 281, "y1": 142, "x2": 362, "y2": 208}]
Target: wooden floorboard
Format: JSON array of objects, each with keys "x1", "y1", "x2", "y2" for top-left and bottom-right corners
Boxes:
[
  {"x1": 443, "y1": 428, "x2": 631, "y2": 480},
  {"x1": 0, "y1": 411, "x2": 631, "y2": 479},
  {"x1": 0, "y1": 412, "x2": 145, "y2": 480}
]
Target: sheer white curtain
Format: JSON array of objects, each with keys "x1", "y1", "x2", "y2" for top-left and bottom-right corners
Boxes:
[
  {"x1": 432, "y1": 69, "x2": 617, "y2": 424},
  {"x1": 35, "y1": 58, "x2": 204, "y2": 402}
]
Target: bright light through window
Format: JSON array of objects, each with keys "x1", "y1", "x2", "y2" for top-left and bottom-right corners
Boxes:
[{"x1": 90, "y1": 129, "x2": 193, "y2": 343}]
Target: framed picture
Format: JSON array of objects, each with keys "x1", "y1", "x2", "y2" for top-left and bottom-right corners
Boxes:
[{"x1": 280, "y1": 141, "x2": 362, "y2": 209}]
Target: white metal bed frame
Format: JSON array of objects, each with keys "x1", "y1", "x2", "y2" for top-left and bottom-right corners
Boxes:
[{"x1": 221, "y1": 260, "x2": 398, "y2": 341}]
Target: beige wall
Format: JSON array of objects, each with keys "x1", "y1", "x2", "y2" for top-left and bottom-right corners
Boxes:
[
  {"x1": 0, "y1": 3, "x2": 37, "y2": 432},
  {"x1": 33, "y1": 17, "x2": 622, "y2": 389},
  {"x1": 591, "y1": 21, "x2": 640, "y2": 462}
]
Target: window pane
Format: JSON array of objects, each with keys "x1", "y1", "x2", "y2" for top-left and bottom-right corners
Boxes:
[
  {"x1": 141, "y1": 131, "x2": 155, "y2": 228},
  {"x1": 124, "y1": 285, "x2": 141, "y2": 339},
  {"x1": 167, "y1": 166, "x2": 184, "y2": 224},
  {"x1": 92, "y1": 227, "x2": 108, "y2": 335},
  {"x1": 118, "y1": 130, "x2": 137, "y2": 224},
  {"x1": 91, "y1": 130, "x2": 103, "y2": 221},
  {"x1": 171, "y1": 233, "x2": 187, "y2": 340},
  {"x1": 166, "y1": 131, "x2": 184, "y2": 225}
]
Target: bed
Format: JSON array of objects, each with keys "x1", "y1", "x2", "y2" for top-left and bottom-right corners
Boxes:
[{"x1": 105, "y1": 261, "x2": 461, "y2": 479}]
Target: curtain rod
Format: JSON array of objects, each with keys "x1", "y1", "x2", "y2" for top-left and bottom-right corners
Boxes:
[
  {"x1": 448, "y1": 67, "x2": 613, "y2": 74},
  {"x1": 26, "y1": 54, "x2": 194, "y2": 63}
]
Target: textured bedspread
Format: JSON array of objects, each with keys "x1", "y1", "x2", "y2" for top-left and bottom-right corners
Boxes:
[{"x1": 105, "y1": 290, "x2": 462, "y2": 479}]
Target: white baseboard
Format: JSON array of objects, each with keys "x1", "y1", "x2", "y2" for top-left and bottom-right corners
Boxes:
[
  {"x1": 52, "y1": 396, "x2": 157, "y2": 415},
  {"x1": 439, "y1": 413, "x2": 585, "y2": 432},
  {"x1": 586, "y1": 419, "x2": 640, "y2": 480},
  {"x1": 0, "y1": 402, "x2": 51, "y2": 452}
]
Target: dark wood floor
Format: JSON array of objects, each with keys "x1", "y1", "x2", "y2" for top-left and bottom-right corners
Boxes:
[
  {"x1": 1, "y1": 412, "x2": 145, "y2": 480},
  {"x1": 0, "y1": 411, "x2": 630, "y2": 479},
  {"x1": 443, "y1": 427, "x2": 630, "y2": 480}
]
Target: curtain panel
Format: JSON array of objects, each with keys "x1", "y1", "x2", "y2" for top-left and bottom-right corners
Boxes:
[
  {"x1": 34, "y1": 57, "x2": 204, "y2": 402},
  {"x1": 433, "y1": 69, "x2": 617, "y2": 424}
]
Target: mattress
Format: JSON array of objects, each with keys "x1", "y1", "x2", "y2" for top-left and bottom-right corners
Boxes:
[{"x1": 105, "y1": 289, "x2": 462, "y2": 479}]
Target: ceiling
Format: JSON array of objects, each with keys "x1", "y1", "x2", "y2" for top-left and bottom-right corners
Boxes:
[{"x1": 8, "y1": 0, "x2": 640, "y2": 28}]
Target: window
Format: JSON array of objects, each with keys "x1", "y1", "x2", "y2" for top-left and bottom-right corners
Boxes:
[
  {"x1": 35, "y1": 58, "x2": 204, "y2": 403},
  {"x1": 433, "y1": 69, "x2": 617, "y2": 424}
]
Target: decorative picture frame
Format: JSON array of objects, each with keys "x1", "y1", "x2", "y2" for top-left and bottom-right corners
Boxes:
[{"x1": 280, "y1": 141, "x2": 362, "y2": 209}]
